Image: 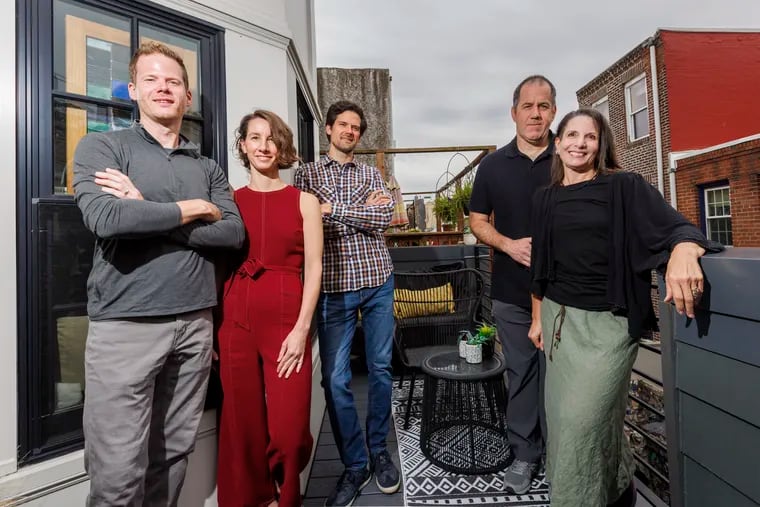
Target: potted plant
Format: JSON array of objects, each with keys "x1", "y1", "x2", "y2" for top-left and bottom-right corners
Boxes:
[
  {"x1": 452, "y1": 181, "x2": 473, "y2": 216},
  {"x1": 476, "y1": 324, "x2": 496, "y2": 359},
  {"x1": 459, "y1": 324, "x2": 497, "y2": 362},
  {"x1": 464, "y1": 339, "x2": 482, "y2": 364},
  {"x1": 433, "y1": 195, "x2": 457, "y2": 230}
]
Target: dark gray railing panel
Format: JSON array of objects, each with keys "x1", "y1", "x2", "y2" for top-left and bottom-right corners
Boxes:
[
  {"x1": 388, "y1": 245, "x2": 488, "y2": 271},
  {"x1": 677, "y1": 342, "x2": 760, "y2": 428},
  {"x1": 683, "y1": 456, "x2": 758, "y2": 507},
  {"x1": 659, "y1": 248, "x2": 760, "y2": 507},
  {"x1": 679, "y1": 393, "x2": 760, "y2": 503},
  {"x1": 674, "y1": 312, "x2": 760, "y2": 366},
  {"x1": 699, "y1": 248, "x2": 760, "y2": 320}
]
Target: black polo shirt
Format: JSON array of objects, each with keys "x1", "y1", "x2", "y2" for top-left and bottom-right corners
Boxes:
[{"x1": 469, "y1": 136, "x2": 553, "y2": 308}]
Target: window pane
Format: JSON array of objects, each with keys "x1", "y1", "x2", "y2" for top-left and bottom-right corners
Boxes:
[
  {"x1": 593, "y1": 99, "x2": 609, "y2": 120},
  {"x1": 139, "y1": 23, "x2": 202, "y2": 115},
  {"x1": 54, "y1": 98, "x2": 132, "y2": 195},
  {"x1": 707, "y1": 217, "x2": 733, "y2": 246},
  {"x1": 180, "y1": 118, "x2": 203, "y2": 147},
  {"x1": 721, "y1": 189, "x2": 731, "y2": 209},
  {"x1": 34, "y1": 201, "x2": 94, "y2": 451},
  {"x1": 705, "y1": 187, "x2": 731, "y2": 218},
  {"x1": 629, "y1": 78, "x2": 647, "y2": 110},
  {"x1": 633, "y1": 109, "x2": 648, "y2": 139},
  {"x1": 54, "y1": 0, "x2": 131, "y2": 100},
  {"x1": 297, "y1": 88, "x2": 315, "y2": 163}
]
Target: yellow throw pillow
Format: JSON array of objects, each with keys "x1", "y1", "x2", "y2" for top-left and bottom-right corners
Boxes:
[{"x1": 394, "y1": 283, "x2": 455, "y2": 318}]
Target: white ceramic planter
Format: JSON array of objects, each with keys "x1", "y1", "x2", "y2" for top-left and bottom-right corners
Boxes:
[
  {"x1": 459, "y1": 339, "x2": 467, "y2": 358},
  {"x1": 463, "y1": 232, "x2": 477, "y2": 245},
  {"x1": 464, "y1": 343, "x2": 482, "y2": 364}
]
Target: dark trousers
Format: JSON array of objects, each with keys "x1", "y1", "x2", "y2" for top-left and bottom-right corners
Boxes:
[{"x1": 492, "y1": 300, "x2": 547, "y2": 464}]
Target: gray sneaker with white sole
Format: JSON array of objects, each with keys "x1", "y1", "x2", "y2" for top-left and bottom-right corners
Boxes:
[{"x1": 502, "y1": 459, "x2": 538, "y2": 494}]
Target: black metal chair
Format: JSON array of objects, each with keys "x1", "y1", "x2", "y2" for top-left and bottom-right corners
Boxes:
[{"x1": 393, "y1": 268, "x2": 485, "y2": 429}]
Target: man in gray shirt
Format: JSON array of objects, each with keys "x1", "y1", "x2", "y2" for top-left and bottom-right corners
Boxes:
[{"x1": 73, "y1": 41, "x2": 244, "y2": 506}]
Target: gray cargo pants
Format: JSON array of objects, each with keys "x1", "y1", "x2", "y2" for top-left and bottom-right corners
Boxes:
[
  {"x1": 492, "y1": 300, "x2": 547, "y2": 464},
  {"x1": 83, "y1": 309, "x2": 213, "y2": 507}
]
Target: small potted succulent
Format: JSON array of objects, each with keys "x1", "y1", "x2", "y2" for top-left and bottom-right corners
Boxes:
[{"x1": 459, "y1": 324, "x2": 497, "y2": 363}]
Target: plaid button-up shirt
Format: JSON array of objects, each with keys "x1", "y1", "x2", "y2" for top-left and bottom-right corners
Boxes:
[{"x1": 294, "y1": 155, "x2": 394, "y2": 293}]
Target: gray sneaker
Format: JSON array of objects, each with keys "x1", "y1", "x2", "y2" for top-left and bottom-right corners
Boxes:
[{"x1": 503, "y1": 459, "x2": 538, "y2": 494}]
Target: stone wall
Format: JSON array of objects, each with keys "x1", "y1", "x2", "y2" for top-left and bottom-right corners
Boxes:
[{"x1": 317, "y1": 67, "x2": 394, "y2": 174}]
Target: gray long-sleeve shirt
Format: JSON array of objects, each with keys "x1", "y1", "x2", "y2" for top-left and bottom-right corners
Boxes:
[{"x1": 73, "y1": 124, "x2": 244, "y2": 320}]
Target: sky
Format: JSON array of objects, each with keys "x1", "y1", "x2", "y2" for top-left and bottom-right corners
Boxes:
[{"x1": 314, "y1": 0, "x2": 760, "y2": 197}]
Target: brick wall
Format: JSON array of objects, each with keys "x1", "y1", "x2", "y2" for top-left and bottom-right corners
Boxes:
[
  {"x1": 577, "y1": 40, "x2": 671, "y2": 201},
  {"x1": 675, "y1": 138, "x2": 760, "y2": 247}
]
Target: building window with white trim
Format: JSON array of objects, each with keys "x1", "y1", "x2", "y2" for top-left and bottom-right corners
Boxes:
[
  {"x1": 592, "y1": 96, "x2": 609, "y2": 120},
  {"x1": 624, "y1": 74, "x2": 648, "y2": 141},
  {"x1": 703, "y1": 185, "x2": 733, "y2": 246}
]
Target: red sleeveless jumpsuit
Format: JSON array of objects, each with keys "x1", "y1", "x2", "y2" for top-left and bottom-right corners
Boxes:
[{"x1": 217, "y1": 185, "x2": 313, "y2": 507}]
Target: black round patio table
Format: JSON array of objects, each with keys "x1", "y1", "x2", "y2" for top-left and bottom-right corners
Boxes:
[{"x1": 420, "y1": 349, "x2": 509, "y2": 474}]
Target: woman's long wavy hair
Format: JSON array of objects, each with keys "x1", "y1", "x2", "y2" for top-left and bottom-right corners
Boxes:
[
  {"x1": 550, "y1": 108, "x2": 621, "y2": 186},
  {"x1": 235, "y1": 110, "x2": 300, "y2": 170}
]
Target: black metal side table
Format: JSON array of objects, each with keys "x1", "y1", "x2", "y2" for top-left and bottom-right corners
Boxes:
[{"x1": 420, "y1": 349, "x2": 509, "y2": 474}]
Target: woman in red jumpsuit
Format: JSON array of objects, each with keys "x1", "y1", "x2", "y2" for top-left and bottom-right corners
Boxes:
[{"x1": 217, "y1": 110, "x2": 323, "y2": 507}]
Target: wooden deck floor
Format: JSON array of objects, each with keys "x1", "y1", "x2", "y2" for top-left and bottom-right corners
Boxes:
[{"x1": 304, "y1": 374, "x2": 403, "y2": 506}]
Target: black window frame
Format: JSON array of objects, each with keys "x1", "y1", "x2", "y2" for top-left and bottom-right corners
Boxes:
[
  {"x1": 16, "y1": 0, "x2": 227, "y2": 465},
  {"x1": 297, "y1": 86, "x2": 315, "y2": 164}
]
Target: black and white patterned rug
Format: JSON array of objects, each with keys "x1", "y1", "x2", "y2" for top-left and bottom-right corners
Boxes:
[{"x1": 392, "y1": 378, "x2": 550, "y2": 506}]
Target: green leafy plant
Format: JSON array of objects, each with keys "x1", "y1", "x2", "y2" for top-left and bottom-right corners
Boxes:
[
  {"x1": 459, "y1": 324, "x2": 496, "y2": 345},
  {"x1": 452, "y1": 181, "x2": 473, "y2": 216},
  {"x1": 433, "y1": 195, "x2": 457, "y2": 224}
]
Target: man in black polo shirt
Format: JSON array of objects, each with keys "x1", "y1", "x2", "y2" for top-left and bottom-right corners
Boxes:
[{"x1": 469, "y1": 75, "x2": 556, "y2": 494}]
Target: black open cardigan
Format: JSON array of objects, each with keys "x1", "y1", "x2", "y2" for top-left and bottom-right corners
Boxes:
[{"x1": 530, "y1": 171, "x2": 723, "y2": 339}]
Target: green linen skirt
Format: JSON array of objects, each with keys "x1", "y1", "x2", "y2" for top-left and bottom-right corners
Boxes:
[{"x1": 541, "y1": 297, "x2": 638, "y2": 507}]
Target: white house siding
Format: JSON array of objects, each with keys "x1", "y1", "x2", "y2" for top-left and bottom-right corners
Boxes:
[
  {"x1": 0, "y1": 0, "x2": 18, "y2": 483},
  {"x1": 0, "y1": 0, "x2": 320, "y2": 504}
]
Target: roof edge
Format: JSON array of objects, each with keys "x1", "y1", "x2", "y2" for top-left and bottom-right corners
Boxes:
[{"x1": 671, "y1": 132, "x2": 760, "y2": 165}]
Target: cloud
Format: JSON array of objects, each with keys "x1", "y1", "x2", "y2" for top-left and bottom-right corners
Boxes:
[{"x1": 315, "y1": 0, "x2": 760, "y2": 195}]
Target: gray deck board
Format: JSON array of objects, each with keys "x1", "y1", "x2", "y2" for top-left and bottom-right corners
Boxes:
[{"x1": 305, "y1": 374, "x2": 403, "y2": 506}]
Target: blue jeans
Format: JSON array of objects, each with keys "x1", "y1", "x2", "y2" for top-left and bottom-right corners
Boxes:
[{"x1": 318, "y1": 274, "x2": 394, "y2": 471}]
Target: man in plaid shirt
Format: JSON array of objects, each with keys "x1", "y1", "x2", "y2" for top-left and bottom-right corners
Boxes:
[{"x1": 295, "y1": 101, "x2": 400, "y2": 506}]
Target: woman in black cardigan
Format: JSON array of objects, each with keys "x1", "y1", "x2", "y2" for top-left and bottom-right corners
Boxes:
[{"x1": 528, "y1": 108, "x2": 721, "y2": 507}]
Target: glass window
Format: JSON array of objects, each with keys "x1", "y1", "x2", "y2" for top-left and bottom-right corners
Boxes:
[
  {"x1": 19, "y1": 0, "x2": 227, "y2": 465},
  {"x1": 592, "y1": 96, "x2": 609, "y2": 120},
  {"x1": 50, "y1": 1, "x2": 209, "y2": 196},
  {"x1": 297, "y1": 86, "x2": 315, "y2": 163},
  {"x1": 53, "y1": 0, "x2": 131, "y2": 97},
  {"x1": 625, "y1": 75, "x2": 649, "y2": 141},
  {"x1": 53, "y1": 98, "x2": 132, "y2": 194},
  {"x1": 139, "y1": 23, "x2": 202, "y2": 116},
  {"x1": 704, "y1": 186, "x2": 733, "y2": 246}
]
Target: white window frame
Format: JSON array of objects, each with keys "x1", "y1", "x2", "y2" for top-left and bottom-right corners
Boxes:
[
  {"x1": 591, "y1": 95, "x2": 609, "y2": 120},
  {"x1": 703, "y1": 185, "x2": 733, "y2": 246},
  {"x1": 624, "y1": 74, "x2": 649, "y2": 142}
]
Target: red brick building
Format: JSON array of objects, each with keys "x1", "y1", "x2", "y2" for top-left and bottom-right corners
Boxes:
[
  {"x1": 577, "y1": 29, "x2": 760, "y2": 246},
  {"x1": 673, "y1": 135, "x2": 760, "y2": 247}
]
